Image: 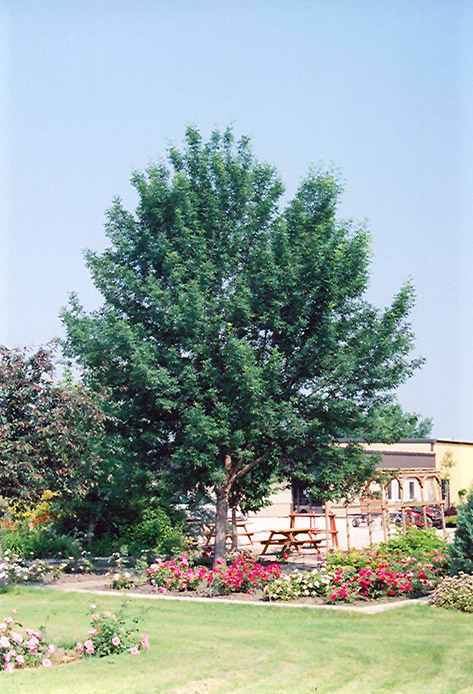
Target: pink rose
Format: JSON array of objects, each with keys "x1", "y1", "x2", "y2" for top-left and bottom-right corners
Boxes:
[
  {"x1": 129, "y1": 647, "x2": 140, "y2": 655},
  {"x1": 112, "y1": 636, "x2": 120, "y2": 646},
  {"x1": 140, "y1": 634, "x2": 149, "y2": 649},
  {"x1": 42, "y1": 658, "x2": 52, "y2": 667}
]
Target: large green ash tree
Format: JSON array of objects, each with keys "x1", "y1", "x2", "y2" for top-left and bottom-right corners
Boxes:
[{"x1": 62, "y1": 127, "x2": 424, "y2": 564}]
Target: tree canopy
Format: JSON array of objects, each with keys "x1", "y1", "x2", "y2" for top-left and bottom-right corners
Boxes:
[
  {"x1": 0, "y1": 345, "x2": 119, "y2": 553},
  {"x1": 62, "y1": 126, "x2": 426, "y2": 563}
]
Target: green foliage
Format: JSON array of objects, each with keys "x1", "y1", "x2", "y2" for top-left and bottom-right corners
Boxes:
[
  {"x1": 356, "y1": 402, "x2": 432, "y2": 442},
  {"x1": 431, "y1": 573, "x2": 473, "y2": 612},
  {"x1": 62, "y1": 126, "x2": 425, "y2": 562},
  {"x1": 380, "y1": 526, "x2": 448, "y2": 558},
  {"x1": 0, "y1": 345, "x2": 111, "y2": 517},
  {"x1": 1, "y1": 518, "x2": 81, "y2": 559},
  {"x1": 128, "y1": 507, "x2": 186, "y2": 556},
  {"x1": 449, "y1": 489, "x2": 473, "y2": 574},
  {"x1": 325, "y1": 547, "x2": 372, "y2": 570}
]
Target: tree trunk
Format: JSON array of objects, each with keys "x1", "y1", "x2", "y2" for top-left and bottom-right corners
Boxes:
[
  {"x1": 231, "y1": 506, "x2": 238, "y2": 552},
  {"x1": 86, "y1": 517, "x2": 95, "y2": 550},
  {"x1": 214, "y1": 485, "x2": 229, "y2": 568}
]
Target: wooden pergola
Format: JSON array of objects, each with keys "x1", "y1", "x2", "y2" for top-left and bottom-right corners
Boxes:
[{"x1": 343, "y1": 468, "x2": 446, "y2": 549}]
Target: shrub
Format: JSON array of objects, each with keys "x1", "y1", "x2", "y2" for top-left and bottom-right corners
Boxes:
[
  {"x1": 209, "y1": 555, "x2": 281, "y2": 595},
  {"x1": 379, "y1": 525, "x2": 447, "y2": 558},
  {"x1": 0, "y1": 610, "x2": 59, "y2": 671},
  {"x1": 449, "y1": 490, "x2": 473, "y2": 575},
  {"x1": 325, "y1": 547, "x2": 371, "y2": 571},
  {"x1": 146, "y1": 555, "x2": 206, "y2": 592},
  {"x1": 77, "y1": 604, "x2": 149, "y2": 657},
  {"x1": 326, "y1": 554, "x2": 447, "y2": 603},
  {"x1": 0, "y1": 551, "x2": 56, "y2": 585},
  {"x1": 264, "y1": 567, "x2": 332, "y2": 601},
  {"x1": 0, "y1": 516, "x2": 81, "y2": 559},
  {"x1": 430, "y1": 573, "x2": 473, "y2": 612},
  {"x1": 128, "y1": 507, "x2": 187, "y2": 556}
]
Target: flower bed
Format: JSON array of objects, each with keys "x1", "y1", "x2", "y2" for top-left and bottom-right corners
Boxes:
[
  {"x1": 108, "y1": 544, "x2": 449, "y2": 605},
  {"x1": 143, "y1": 554, "x2": 281, "y2": 595}
]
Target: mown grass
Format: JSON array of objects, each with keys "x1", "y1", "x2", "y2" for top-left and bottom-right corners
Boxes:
[{"x1": 1, "y1": 587, "x2": 473, "y2": 693}]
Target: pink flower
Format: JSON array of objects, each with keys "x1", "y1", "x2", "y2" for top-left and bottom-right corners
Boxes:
[
  {"x1": 91, "y1": 613, "x2": 99, "y2": 621},
  {"x1": 0, "y1": 636, "x2": 10, "y2": 648},
  {"x1": 3, "y1": 662, "x2": 14, "y2": 672},
  {"x1": 10, "y1": 631, "x2": 23, "y2": 644},
  {"x1": 90, "y1": 604, "x2": 96, "y2": 609},
  {"x1": 15, "y1": 655, "x2": 24, "y2": 665},
  {"x1": 129, "y1": 647, "x2": 140, "y2": 655},
  {"x1": 42, "y1": 658, "x2": 52, "y2": 667},
  {"x1": 140, "y1": 634, "x2": 149, "y2": 649},
  {"x1": 112, "y1": 636, "x2": 120, "y2": 646},
  {"x1": 47, "y1": 644, "x2": 55, "y2": 654},
  {"x1": 76, "y1": 642, "x2": 84, "y2": 654},
  {"x1": 4, "y1": 617, "x2": 13, "y2": 625},
  {"x1": 103, "y1": 611, "x2": 112, "y2": 617},
  {"x1": 84, "y1": 639, "x2": 94, "y2": 654},
  {"x1": 88, "y1": 629, "x2": 97, "y2": 636}
]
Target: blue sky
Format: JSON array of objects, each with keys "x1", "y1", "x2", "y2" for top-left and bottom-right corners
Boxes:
[{"x1": 2, "y1": 1, "x2": 473, "y2": 439}]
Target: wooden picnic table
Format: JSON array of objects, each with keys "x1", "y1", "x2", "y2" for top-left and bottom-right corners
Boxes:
[
  {"x1": 259, "y1": 527, "x2": 324, "y2": 556},
  {"x1": 204, "y1": 520, "x2": 255, "y2": 545},
  {"x1": 289, "y1": 512, "x2": 339, "y2": 548}
]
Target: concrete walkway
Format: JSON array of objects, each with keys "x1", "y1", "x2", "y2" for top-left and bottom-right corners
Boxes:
[{"x1": 47, "y1": 576, "x2": 431, "y2": 614}]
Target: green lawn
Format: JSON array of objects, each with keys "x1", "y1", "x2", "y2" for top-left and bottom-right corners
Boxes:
[{"x1": 1, "y1": 587, "x2": 473, "y2": 693}]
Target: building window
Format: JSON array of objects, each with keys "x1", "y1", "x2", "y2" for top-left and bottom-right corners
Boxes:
[{"x1": 409, "y1": 481, "x2": 415, "y2": 500}]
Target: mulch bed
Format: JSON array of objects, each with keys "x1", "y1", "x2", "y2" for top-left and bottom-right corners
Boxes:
[{"x1": 36, "y1": 572, "x2": 430, "y2": 610}]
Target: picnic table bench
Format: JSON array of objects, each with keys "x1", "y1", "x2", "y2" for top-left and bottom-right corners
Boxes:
[{"x1": 259, "y1": 527, "x2": 324, "y2": 556}]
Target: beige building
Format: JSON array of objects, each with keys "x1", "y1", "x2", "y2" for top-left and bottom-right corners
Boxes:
[
  {"x1": 248, "y1": 439, "x2": 473, "y2": 526},
  {"x1": 362, "y1": 438, "x2": 473, "y2": 506}
]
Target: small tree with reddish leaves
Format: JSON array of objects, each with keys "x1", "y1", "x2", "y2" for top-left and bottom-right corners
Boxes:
[{"x1": 0, "y1": 345, "x2": 112, "y2": 557}]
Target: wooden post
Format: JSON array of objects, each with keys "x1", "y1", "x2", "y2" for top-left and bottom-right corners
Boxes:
[
  {"x1": 440, "y1": 499, "x2": 447, "y2": 538},
  {"x1": 345, "y1": 501, "x2": 351, "y2": 552},
  {"x1": 324, "y1": 502, "x2": 330, "y2": 552},
  {"x1": 420, "y1": 479, "x2": 427, "y2": 528},
  {"x1": 367, "y1": 499, "x2": 373, "y2": 547},
  {"x1": 381, "y1": 486, "x2": 388, "y2": 544}
]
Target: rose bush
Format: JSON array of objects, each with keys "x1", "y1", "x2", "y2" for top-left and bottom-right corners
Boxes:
[
  {"x1": 0, "y1": 610, "x2": 58, "y2": 672},
  {"x1": 76, "y1": 604, "x2": 149, "y2": 657}
]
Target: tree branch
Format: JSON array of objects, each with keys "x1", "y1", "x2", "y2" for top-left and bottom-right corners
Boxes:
[{"x1": 230, "y1": 451, "x2": 271, "y2": 487}]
